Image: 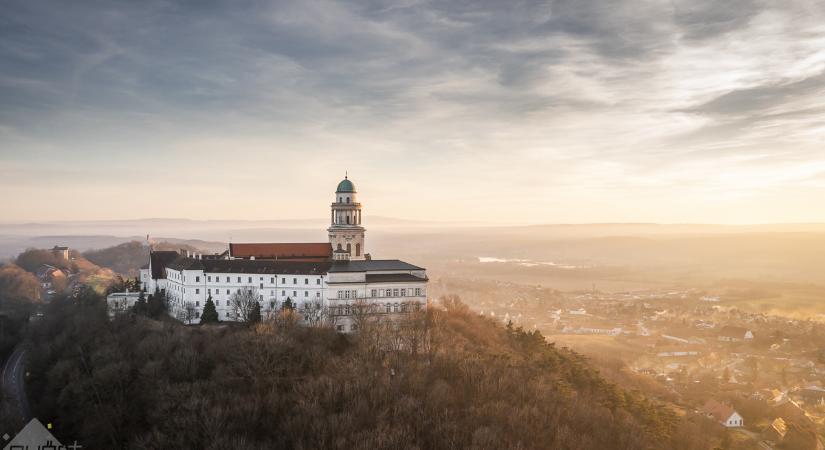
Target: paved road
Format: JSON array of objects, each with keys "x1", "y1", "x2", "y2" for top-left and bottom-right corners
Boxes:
[{"x1": 2, "y1": 345, "x2": 30, "y2": 423}]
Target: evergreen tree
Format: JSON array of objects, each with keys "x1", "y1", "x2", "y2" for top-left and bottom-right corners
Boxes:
[
  {"x1": 282, "y1": 297, "x2": 294, "y2": 311},
  {"x1": 248, "y1": 301, "x2": 262, "y2": 324},
  {"x1": 147, "y1": 287, "x2": 167, "y2": 318},
  {"x1": 200, "y1": 295, "x2": 219, "y2": 324},
  {"x1": 133, "y1": 290, "x2": 147, "y2": 316}
]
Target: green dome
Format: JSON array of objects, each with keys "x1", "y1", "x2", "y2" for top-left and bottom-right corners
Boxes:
[{"x1": 336, "y1": 177, "x2": 355, "y2": 193}]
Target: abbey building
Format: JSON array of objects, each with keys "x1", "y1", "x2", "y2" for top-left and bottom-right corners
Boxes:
[{"x1": 124, "y1": 176, "x2": 428, "y2": 332}]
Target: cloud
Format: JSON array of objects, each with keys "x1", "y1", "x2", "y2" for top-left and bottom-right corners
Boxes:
[{"x1": 0, "y1": 0, "x2": 824, "y2": 222}]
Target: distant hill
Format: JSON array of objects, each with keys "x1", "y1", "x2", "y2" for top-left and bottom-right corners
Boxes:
[
  {"x1": 83, "y1": 241, "x2": 150, "y2": 277},
  {"x1": 82, "y1": 240, "x2": 224, "y2": 276}
]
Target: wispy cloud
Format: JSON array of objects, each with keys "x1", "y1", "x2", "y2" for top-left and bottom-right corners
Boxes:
[{"x1": 0, "y1": 0, "x2": 823, "y2": 223}]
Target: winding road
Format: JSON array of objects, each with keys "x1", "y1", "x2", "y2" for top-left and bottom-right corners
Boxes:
[{"x1": 2, "y1": 345, "x2": 31, "y2": 423}]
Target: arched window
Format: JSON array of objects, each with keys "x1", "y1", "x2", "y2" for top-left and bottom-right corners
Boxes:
[
  {"x1": 386, "y1": 303, "x2": 391, "y2": 313},
  {"x1": 346, "y1": 243, "x2": 351, "y2": 254},
  {"x1": 355, "y1": 243, "x2": 361, "y2": 256},
  {"x1": 337, "y1": 243, "x2": 342, "y2": 250},
  {"x1": 346, "y1": 215, "x2": 350, "y2": 224},
  {"x1": 346, "y1": 196, "x2": 350, "y2": 203}
]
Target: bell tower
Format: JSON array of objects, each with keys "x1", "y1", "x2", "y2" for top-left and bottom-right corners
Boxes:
[{"x1": 328, "y1": 174, "x2": 366, "y2": 260}]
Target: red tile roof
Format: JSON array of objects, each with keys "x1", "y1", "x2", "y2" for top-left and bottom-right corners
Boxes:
[
  {"x1": 229, "y1": 243, "x2": 332, "y2": 261},
  {"x1": 702, "y1": 399, "x2": 736, "y2": 423}
]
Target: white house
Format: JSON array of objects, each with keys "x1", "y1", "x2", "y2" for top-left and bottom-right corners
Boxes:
[
  {"x1": 106, "y1": 291, "x2": 145, "y2": 318},
  {"x1": 702, "y1": 400, "x2": 744, "y2": 427}
]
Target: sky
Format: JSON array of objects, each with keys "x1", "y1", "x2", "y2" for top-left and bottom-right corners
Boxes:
[{"x1": 1, "y1": 0, "x2": 824, "y2": 225}]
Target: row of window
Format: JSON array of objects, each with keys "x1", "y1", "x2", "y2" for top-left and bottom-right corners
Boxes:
[
  {"x1": 335, "y1": 288, "x2": 423, "y2": 299},
  {"x1": 169, "y1": 270, "x2": 324, "y2": 287},
  {"x1": 330, "y1": 301, "x2": 423, "y2": 316},
  {"x1": 200, "y1": 275, "x2": 322, "y2": 285},
  {"x1": 371, "y1": 287, "x2": 423, "y2": 298}
]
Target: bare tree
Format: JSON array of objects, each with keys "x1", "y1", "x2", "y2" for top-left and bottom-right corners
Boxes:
[
  {"x1": 302, "y1": 301, "x2": 336, "y2": 328},
  {"x1": 182, "y1": 301, "x2": 197, "y2": 325},
  {"x1": 399, "y1": 308, "x2": 432, "y2": 356},
  {"x1": 350, "y1": 299, "x2": 379, "y2": 332},
  {"x1": 230, "y1": 287, "x2": 260, "y2": 323}
]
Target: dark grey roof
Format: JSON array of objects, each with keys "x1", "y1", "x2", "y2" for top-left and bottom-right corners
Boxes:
[
  {"x1": 165, "y1": 256, "x2": 331, "y2": 275},
  {"x1": 365, "y1": 273, "x2": 428, "y2": 283},
  {"x1": 329, "y1": 259, "x2": 425, "y2": 272},
  {"x1": 150, "y1": 251, "x2": 180, "y2": 279}
]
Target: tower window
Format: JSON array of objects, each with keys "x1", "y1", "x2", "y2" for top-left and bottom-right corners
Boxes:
[
  {"x1": 346, "y1": 243, "x2": 351, "y2": 254},
  {"x1": 356, "y1": 243, "x2": 361, "y2": 256},
  {"x1": 346, "y1": 197, "x2": 350, "y2": 203}
]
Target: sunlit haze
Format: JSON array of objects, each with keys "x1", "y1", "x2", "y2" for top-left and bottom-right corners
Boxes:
[{"x1": 2, "y1": 0, "x2": 824, "y2": 224}]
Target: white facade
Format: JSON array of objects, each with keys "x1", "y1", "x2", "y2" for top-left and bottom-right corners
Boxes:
[
  {"x1": 158, "y1": 259, "x2": 428, "y2": 330},
  {"x1": 106, "y1": 292, "x2": 144, "y2": 318},
  {"x1": 721, "y1": 412, "x2": 744, "y2": 427}
]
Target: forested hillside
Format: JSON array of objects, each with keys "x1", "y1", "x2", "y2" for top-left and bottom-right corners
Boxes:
[
  {"x1": 24, "y1": 291, "x2": 715, "y2": 450},
  {"x1": 82, "y1": 241, "x2": 149, "y2": 276},
  {"x1": 83, "y1": 241, "x2": 207, "y2": 276}
]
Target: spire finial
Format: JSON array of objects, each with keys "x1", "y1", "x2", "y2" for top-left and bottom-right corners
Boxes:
[{"x1": 345, "y1": 170, "x2": 348, "y2": 179}]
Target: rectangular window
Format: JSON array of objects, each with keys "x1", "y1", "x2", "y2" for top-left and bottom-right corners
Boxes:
[
  {"x1": 282, "y1": 290, "x2": 286, "y2": 296},
  {"x1": 371, "y1": 289, "x2": 377, "y2": 297},
  {"x1": 304, "y1": 278, "x2": 308, "y2": 285},
  {"x1": 293, "y1": 290, "x2": 297, "y2": 297},
  {"x1": 196, "y1": 276, "x2": 200, "y2": 282},
  {"x1": 270, "y1": 277, "x2": 274, "y2": 284},
  {"x1": 316, "y1": 292, "x2": 320, "y2": 298},
  {"x1": 282, "y1": 278, "x2": 286, "y2": 283},
  {"x1": 248, "y1": 277, "x2": 252, "y2": 283},
  {"x1": 316, "y1": 279, "x2": 321, "y2": 285},
  {"x1": 393, "y1": 289, "x2": 399, "y2": 297},
  {"x1": 208, "y1": 276, "x2": 211, "y2": 282},
  {"x1": 237, "y1": 277, "x2": 241, "y2": 283},
  {"x1": 226, "y1": 289, "x2": 230, "y2": 295},
  {"x1": 208, "y1": 289, "x2": 211, "y2": 294},
  {"x1": 415, "y1": 288, "x2": 421, "y2": 296},
  {"x1": 401, "y1": 288, "x2": 406, "y2": 296},
  {"x1": 196, "y1": 301, "x2": 200, "y2": 306},
  {"x1": 196, "y1": 288, "x2": 200, "y2": 294},
  {"x1": 304, "y1": 291, "x2": 308, "y2": 297},
  {"x1": 293, "y1": 278, "x2": 297, "y2": 284},
  {"x1": 259, "y1": 283, "x2": 263, "y2": 289}
]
